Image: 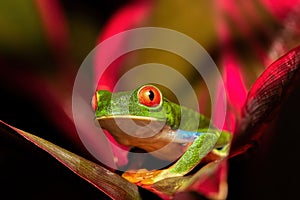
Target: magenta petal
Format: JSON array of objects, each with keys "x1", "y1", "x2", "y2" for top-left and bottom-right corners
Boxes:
[
  {"x1": 213, "y1": 51, "x2": 248, "y2": 132},
  {"x1": 94, "y1": 0, "x2": 153, "y2": 91},
  {"x1": 222, "y1": 52, "x2": 248, "y2": 113}
]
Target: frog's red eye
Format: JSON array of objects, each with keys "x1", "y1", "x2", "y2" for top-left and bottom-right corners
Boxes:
[
  {"x1": 138, "y1": 85, "x2": 162, "y2": 107},
  {"x1": 91, "y1": 92, "x2": 98, "y2": 111}
]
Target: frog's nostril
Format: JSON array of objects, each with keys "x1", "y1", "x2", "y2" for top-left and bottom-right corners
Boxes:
[{"x1": 92, "y1": 93, "x2": 98, "y2": 111}]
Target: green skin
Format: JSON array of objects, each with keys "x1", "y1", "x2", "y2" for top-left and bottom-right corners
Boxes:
[{"x1": 94, "y1": 85, "x2": 231, "y2": 183}]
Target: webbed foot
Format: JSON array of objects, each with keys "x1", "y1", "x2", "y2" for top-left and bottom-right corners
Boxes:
[{"x1": 122, "y1": 169, "x2": 173, "y2": 185}]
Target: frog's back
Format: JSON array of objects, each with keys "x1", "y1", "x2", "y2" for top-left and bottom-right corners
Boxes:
[{"x1": 169, "y1": 102, "x2": 211, "y2": 131}]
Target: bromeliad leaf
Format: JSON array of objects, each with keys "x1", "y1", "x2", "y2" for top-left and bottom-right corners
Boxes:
[
  {"x1": 0, "y1": 120, "x2": 141, "y2": 200},
  {"x1": 0, "y1": 118, "x2": 228, "y2": 199},
  {"x1": 231, "y1": 44, "x2": 300, "y2": 156}
]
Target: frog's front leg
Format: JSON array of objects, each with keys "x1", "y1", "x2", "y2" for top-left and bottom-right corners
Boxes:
[{"x1": 122, "y1": 129, "x2": 222, "y2": 185}]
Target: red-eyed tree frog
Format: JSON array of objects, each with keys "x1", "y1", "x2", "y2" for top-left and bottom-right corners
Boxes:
[{"x1": 92, "y1": 84, "x2": 231, "y2": 184}]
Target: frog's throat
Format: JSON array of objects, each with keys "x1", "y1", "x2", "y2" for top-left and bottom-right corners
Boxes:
[
  {"x1": 95, "y1": 115, "x2": 187, "y2": 161},
  {"x1": 95, "y1": 115, "x2": 166, "y2": 139},
  {"x1": 95, "y1": 115, "x2": 172, "y2": 145}
]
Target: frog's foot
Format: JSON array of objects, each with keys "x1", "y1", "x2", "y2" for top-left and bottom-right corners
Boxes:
[{"x1": 122, "y1": 169, "x2": 175, "y2": 185}]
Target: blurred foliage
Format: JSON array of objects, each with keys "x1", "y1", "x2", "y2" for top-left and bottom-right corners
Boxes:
[{"x1": 0, "y1": 1, "x2": 46, "y2": 57}]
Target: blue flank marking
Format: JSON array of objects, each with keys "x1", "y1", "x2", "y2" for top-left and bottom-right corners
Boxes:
[{"x1": 174, "y1": 129, "x2": 204, "y2": 143}]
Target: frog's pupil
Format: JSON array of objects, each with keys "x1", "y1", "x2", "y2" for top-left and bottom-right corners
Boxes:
[{"x1": 148, "y1": 90, "x2": 154, "y2": 101}]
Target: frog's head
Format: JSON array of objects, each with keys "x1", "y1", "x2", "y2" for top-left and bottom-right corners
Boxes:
[{"x1": 92, "y1": 85, "x2": 180, "y2": 145}]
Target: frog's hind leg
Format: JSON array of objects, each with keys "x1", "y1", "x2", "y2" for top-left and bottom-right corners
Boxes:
[
  {"x1": 169, "y1": 129, "x2": 231, "y2": 175},
  {"x1": 165, "y1": 129, "x2": 220, "y2": 177},
  {"x1": 122, "y1": 129, "x2": 221, "y2": 184}
]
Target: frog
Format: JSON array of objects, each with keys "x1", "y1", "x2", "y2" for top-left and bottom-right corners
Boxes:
[{"x1": 92, "y1": 84, "x2": 231, "y2": 185}]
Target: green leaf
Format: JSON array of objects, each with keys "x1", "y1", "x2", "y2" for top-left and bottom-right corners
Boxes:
[{"x1": 140, "y1": 160, "x2": 228, "y2": 199}]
